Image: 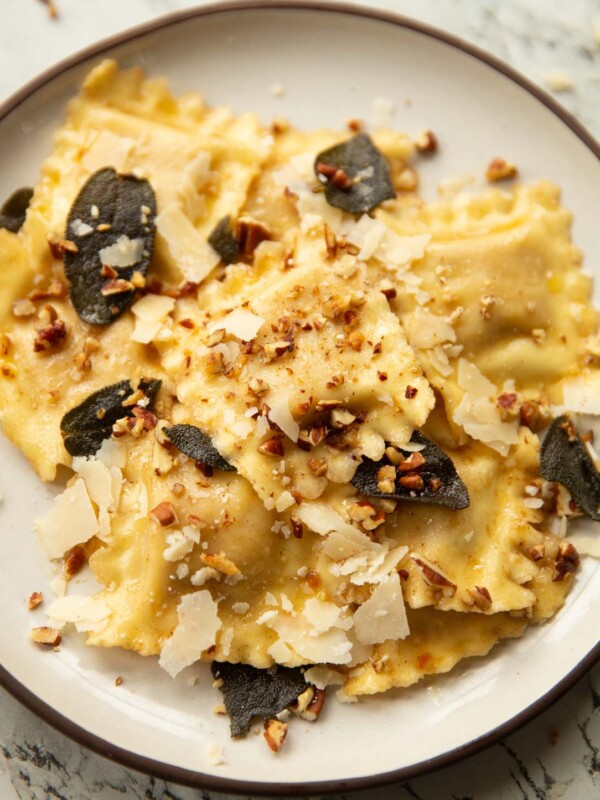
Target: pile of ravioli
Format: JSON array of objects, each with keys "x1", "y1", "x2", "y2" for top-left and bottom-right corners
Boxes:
[{"x1": 1, "y1": 60, "x2": 599, "y2": 739}]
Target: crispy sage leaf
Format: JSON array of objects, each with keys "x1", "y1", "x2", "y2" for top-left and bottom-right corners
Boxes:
[
  {"x1": 164, "y1": 423, "x2": 236, "y2": 471},
  {"x1": 351, "y1": 431, "x2": 469, "y2": 509},
  {"x1": 314, "y1": 133, "x2": 395, "y2": 214},
  {"x1": 0, "y1": 187, "x2": 34, "y2": 232},
  {"x1": 61, "y1": 377, "x2": 161, "y2": 457},
  {"x1": 64, "y1": 168, "x2": 157, "y2": 325},
  {"x1": 211, "y1": 662, "x2": 308, "y2": 737},
  {"x1": 541, "y1": 415, "x2": 600, "y2": 520},
  {"x1": 208, "y1": 215, "x2": 239, "y2": 265}
]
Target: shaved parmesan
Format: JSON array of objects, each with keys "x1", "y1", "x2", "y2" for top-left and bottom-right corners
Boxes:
[
  {"x1": 159, "y1": 591, "x2": 221, "y2": 677},
  {"x1": 35, "y1": 479, "x2": 99, "y2": 560},
  {"x1": 303, "y1": 665, "x2": 345, "y2": 690},
  {"x1": 47, "y1": 595, "x2": 111, "y2": 633},
  {"x1": 72, "y1": 456, "x2": 120, "y2": 537},
  {"x1": 404, "y1": 308, "x2": 456, "y2": 350},
  {"x1": 268, "y1": 393, "x2": 300, "y2": 442},
  {"x1": 454, "y1": 359, "x2": 519, "y2": 455},
  {"x1": 353, "y1": 573, "x2": 409, "y2": 645},
  {"x1": 557, "y1": 374, "x2": 600, "y2": 416},
  {"x1": 130, "y1": 294, "x2": 176, "y2": 344},
  {"x1": 156, "y1": 204, "x2": 220, "y2": 282},
  {"x1": 208, "y1": 308, "x2": 265, "y2": 341},
  {"x1": 81, "y1": 130, "x2": 134, "y2": 173},
  {"x1": 71, "y1": 219, "x2": 94, "y2": 237},
  {"x1": 99, "y1": 235, "x2": 144, "y2": 268}
]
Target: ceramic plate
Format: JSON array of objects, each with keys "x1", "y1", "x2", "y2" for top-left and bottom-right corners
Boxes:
[{"x1": 1, "y1": 2, "x2": 599, "y2": 794}]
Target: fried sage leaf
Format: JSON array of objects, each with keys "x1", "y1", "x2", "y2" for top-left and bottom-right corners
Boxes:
[
  {"x1": 211, "y1": 662, "x2": 309, "y2": 737},
  {"x1": 61, "y1": 377, "x2": 161, "y2": 457},
  {"x1": 208, "y1": 215, "x2": 239, "y2": 265},
  {"x1": 314, "y1": 133, "x2": 395, "y2": 214},
  {"x1": 64, "y1": 168, "x2": 157, "y2": 325},
  {"x1": 0, "y1": 187, "x2": 34, "y2": 232},
  {"x1": 541, "y1": 415, "x2": 600, "y2": 520},
  {"x1": 351, "y1": 431, "x2": 469, "y2": 509},
  {"x1": 164, "y1": 423, "x2": 236, "y2": 471}
]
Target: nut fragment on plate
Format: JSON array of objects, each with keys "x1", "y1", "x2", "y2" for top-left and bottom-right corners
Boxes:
[
  {"x1": 263, "y1": 718, "x2": 288, "y2": 752},
  {"x1": 30, "y1": 627, "x2": 61, "y2": 647}
]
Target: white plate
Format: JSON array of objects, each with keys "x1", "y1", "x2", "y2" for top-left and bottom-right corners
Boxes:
[{"x1": 0, "y1": 2, "x2": 599, "y2": 794}]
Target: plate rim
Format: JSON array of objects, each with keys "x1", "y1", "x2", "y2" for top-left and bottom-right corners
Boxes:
[{"x1": 0, "y1": 1, "x2": 599, "y2": 795}]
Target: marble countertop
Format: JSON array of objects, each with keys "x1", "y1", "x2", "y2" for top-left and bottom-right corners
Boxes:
[{"x1": 1, "y1": 0, "x2": 599, "y2": 798}]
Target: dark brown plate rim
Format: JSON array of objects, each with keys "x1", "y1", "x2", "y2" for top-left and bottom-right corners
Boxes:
[{"x1": 1, "y1": 1, "x2": 599, "y2": 795}]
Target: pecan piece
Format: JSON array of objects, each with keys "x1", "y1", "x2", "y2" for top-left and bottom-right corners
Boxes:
[
  {"x1": 552, "y1": 541, "x2": 579, "y2": 581},
  {"x1": 411, "y1": 555, "x2": 456, "y2": 595},
  {"x1": 33, "y1": 319, "x2": 67, "y2": 352},
  {"x1": 30, "y1": 626, "x2": 61, "y2": 647},
  {"x1": 263, "y1": 718, "x2": 288, "y2": 752},
  {"x1": 149, "y1": 501, "x2": 178, "y2": 527}
]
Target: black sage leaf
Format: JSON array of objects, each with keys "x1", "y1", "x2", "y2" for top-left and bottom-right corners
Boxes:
[
  {"x1": 64, "y1": 168, "x2": 157, "y2": 325},
  {"x1": 208, "y1": 215, "x2": 239, "y2": 265},
  {"x1": 314, "y1": 133, "x2": 395, "y2": 214},
  {"x1": 211, "y1": 662, "x2": 309, "y2": 738},
  {"x1": 541, "y1": 414, "x2": 600, "y2": 521},
  {"x1": 60, "y1": 377, "x2": 161, "y2": 457},
  {"x1": 163, "y1": 423, "x2": 236, "y2": 472},
  {"x1": 0, "y1": 187, "x2": 34, "y2": 232},
  {"x1": 351, "y1": 431, "x2": 470, "y2": 510}
]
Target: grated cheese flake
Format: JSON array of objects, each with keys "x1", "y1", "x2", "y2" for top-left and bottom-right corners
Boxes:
[
  {"x1": 35, "y1": 479, "x2": 99, "y2": 560},
  {"x1": 159, "y1": 591, "x2": 221, "y2": 677}
]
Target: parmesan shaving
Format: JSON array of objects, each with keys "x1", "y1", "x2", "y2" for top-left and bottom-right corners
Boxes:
[
  {"x1": 130, "y1": 294, "x2": 175, "y2": 344},
  {"x1": 35, "y1": 479, "x2": 99, "y2": 560},
  {"x1": 208, "y1": 308, "x2": 265, "y2": 341},
  {"x1": 159, "y1": 591, "x2": 221, "y2": 677}
]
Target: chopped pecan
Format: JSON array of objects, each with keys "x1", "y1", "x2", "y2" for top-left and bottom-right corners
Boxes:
[
  {"x1": 290, "y1": 517, "x2": 303, "y2": 539},
  {"x1": 377, "y1": 465, "x2": 396, "y2": 494},
  {"x1": 263, "y1": 718, "x2": 288, "y2": 752},
  {"x1": 101, "y1": 278, "x2": 135, "y2": 296},
  {"x1": 28, "y1": 592, "x2": 43, "y2": 610},
  {"x1": 132, "y1": 405, "x2": 158, "y2": 430},
  {"x1": 529, "y1": 543, "x2": 545, "y2": 562},
  {"x1": 64, "y1": 544, "x2": 86, "y2": 579},
  {"x1": 149, "y1": 501, "x2": 178, "y2": 527},
  {"x1": 307, "y1": 457, "x2": 328, "y2": 477},
  {"x1": 414, "y1": 129, "x2": 438, "y2": 154},
  {"x1": 235, "y1": 216, "x2": 271, "y2": 256},
  {"x1": 33, "y1": 319, "x2": 67, "y2": 352},
  {"x1": 201, "y1": 552, "x2": 240, "y2": 576},
  {"x1": 290, "y1": 686, "x2": 325, "y2": 721},
  {"x1": 552, "y1": 541, "x2": 579, "y2": 581},
  {"x1": 30, "y1": 626, "x2": 61, "y2": 647},
  {"x1": 398, "y1": 452, "x2": 426, "y2": 472},
  {"x1": 257, "y1": 436, "x2": 285, "y2": 456},
  {"x1": 486, "y1": 157, "x2": 518, "y2": 182},
  {"x1": 405, "y1": 385, "x2": 418, "y2": 399},
  {"x1": 465, "y1": 585, "x2": 492, "y2": 611},
  {"x1": 398, "y1": 473, "x2": 424, "y2": 490},
  {"x1": 411, "y1": 555, "x2": 456, "y2": 595},
  {"x1": 330, "y1": 408, "x2": 356, "y2": 429}
]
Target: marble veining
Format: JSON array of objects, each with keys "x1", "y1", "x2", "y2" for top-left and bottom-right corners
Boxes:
[{"x1": 1, "y1": 0, "x2": 600, "y2": 798}]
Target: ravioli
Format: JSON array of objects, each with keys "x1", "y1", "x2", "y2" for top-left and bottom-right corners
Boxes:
[{"x1": 1, "y1": 61, "x2": 596, "y2": 746}]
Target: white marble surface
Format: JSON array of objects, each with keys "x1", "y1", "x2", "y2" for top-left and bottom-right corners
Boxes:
[{"x1": 1, "y1": 0, "x2": 600, "y2": 798}]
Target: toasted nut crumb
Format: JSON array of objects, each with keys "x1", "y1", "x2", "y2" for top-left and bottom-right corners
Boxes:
[
  {"x1": 412, "y1": 555, "x2": 457, "y2": 594},
  {"x1": 28, "y1": 592, "x2": 43, "y2": 610},
  {"x1": 64, "y1": 545, "x2": 86, "y2": 579},
  {"x1": 552, "y1": 541, "x2": 579, "y2": 581},
  {"x1": 347, "y1": 331, "x2": 364, "y2": 351},
  {"x1": 519, "y1": 400, "x2": 551, "y2": 432},
  {"x1": 248, "y1": 377, "x2": 270, "y2": 396},
  {"x1": 201, "y1": 552, "x2": 240, "y2": 576},
  {"x1": 101, "y1": 278, "x2": 135, "y2": 296},
  {"x1": 235, "y1": 216, "x2": 271, "y2": 256},
  {"x1": 171, "y1": 482, "x2": 185, "y2": 498},
  {"x1": 405, "y1": 385, "x2": 418, "y2": 399},
  {"x1": 30, "y1": 626, "x2": 61, "y2": 647},
  {"x1": 131, "y1": 271, "x2": 146, "y2": 289},
  {"x1": 115, "y1": 676, "x2": 124, "y2": 686},
  {"x1": 398, "y1": 452, "x2": 425, "y2": 473},
  {"x1": 428, "y1": 478, "x2": 442, "y2": 493},
  {"x1": 486, "y1": 157, "x2": 518, "y2": 182},
  {"x1": 33, "y1": 319, "x2": 67, "y2": 352},
  {"x1": 100, "y1": 264, "x2": 118, "y2": 279},
  {"x1": 12, "y1": 298, "x2": 37, "y2": 318},
  {"x1": 465, "y1": 585, "x2": 492, "y2": 611},
  {"x1": 149, "y1": 501, "x2": 178, "y2": 527},
  {"x1": 347, "y1": 118, "x2": 363, "y2": 132},
  {"x1": 132, "y1": 405, "x2": 158, "y2": 430},
  {"x1": 263, "y1": 718, "x2": 288, "y2": 752},
  {"x1": 377, "y1": 465, "x2": 396, "y2": 494},
  {"x1": 307, "y1": 457, "x2": 328, "y2": 477},
  {"x1": 257, "y1": 436, "x2": 285, "y2": 456},
  {"x1": 362, "y1": 510, "x2": 386, "y2": 531},
  {"x1": 398, "y1": 473, "x2": 424, "y2": 490},
  {"x1": 395, "y1": 166, "x2": 418, "y2": 191},
  {"x1": 330, "y1": 408, "x2": 356, "y2": 429},
  {"x1": 290, "y1": 517, "x2": 303, "y2": 539},
  {"x1": 529, "y1": 543, "x2": 545, "y2": 562},
  {"x1": 414, "y1": 129, "x2": 438, "y2": 154},
  {"x1": 264, "y1": 340, "x2": 293, "y2": 361}
]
